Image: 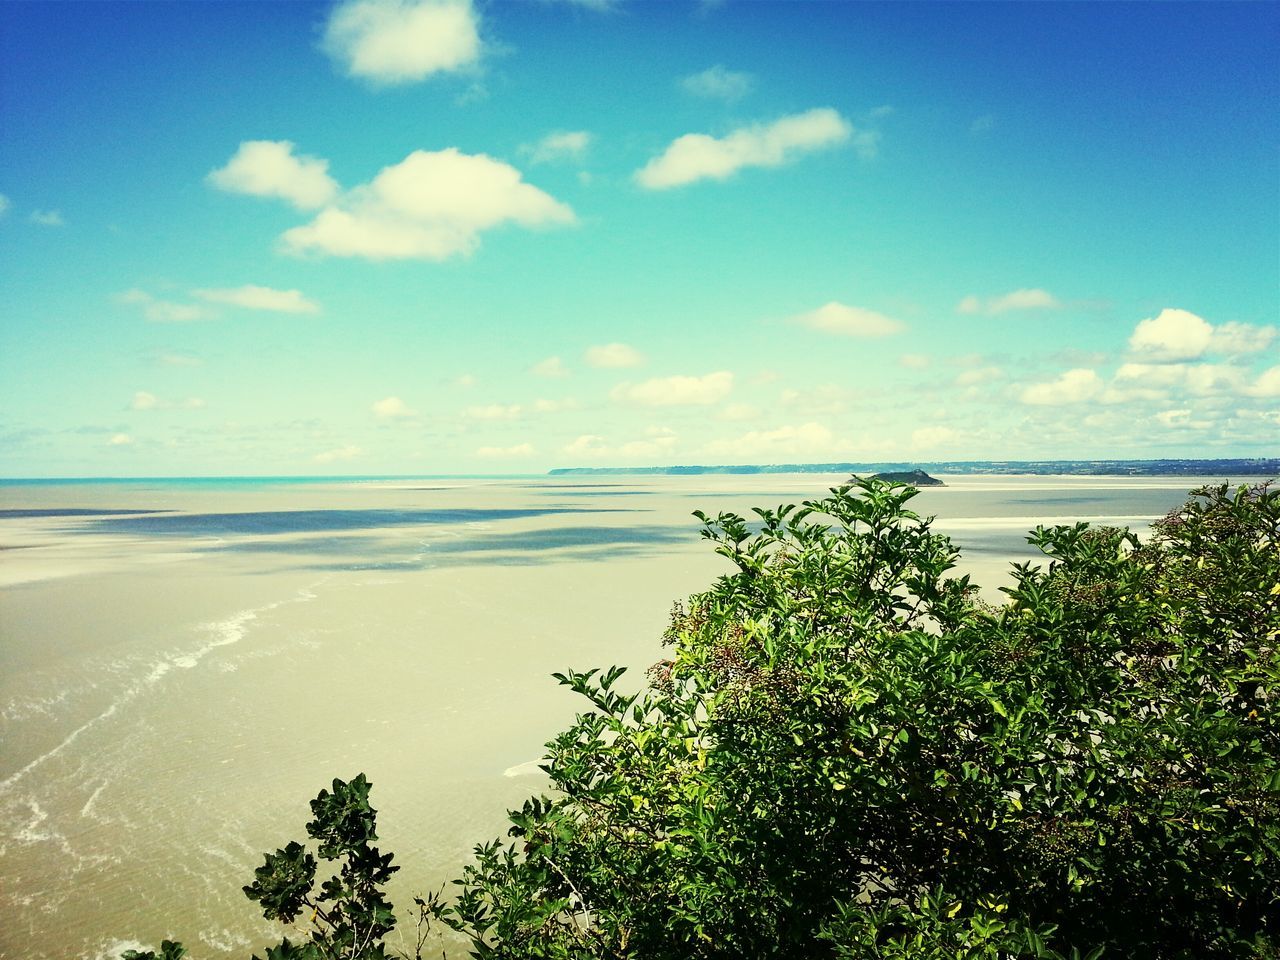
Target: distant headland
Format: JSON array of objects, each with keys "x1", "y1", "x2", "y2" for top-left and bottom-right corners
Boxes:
[{"x1": 549, "y1": 458, "x2": 1279, "y2": 477}]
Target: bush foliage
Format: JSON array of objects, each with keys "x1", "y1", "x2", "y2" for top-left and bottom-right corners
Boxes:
[{"x1": 126, "y1": 479, "x2": 1279, "y2": 960}]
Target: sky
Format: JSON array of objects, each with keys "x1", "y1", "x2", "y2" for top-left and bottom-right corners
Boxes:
[{"x1": 0, "y1": 0, "x2": 1277, "y2": 477}]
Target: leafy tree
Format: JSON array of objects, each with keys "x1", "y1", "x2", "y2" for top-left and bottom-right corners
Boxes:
[
  {"x1": 125, "y1": 479, "x2": 1280, "y2": 960},
  {"x1": 126, "y1": 774, "x2": 400, "y2": 960}
]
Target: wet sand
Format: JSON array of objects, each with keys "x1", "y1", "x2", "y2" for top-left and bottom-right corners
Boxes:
[{"x1": 0, "y1": 474, "x2": 1226, "y2": 958}]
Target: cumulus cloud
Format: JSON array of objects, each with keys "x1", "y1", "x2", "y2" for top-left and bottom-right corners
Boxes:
[
  {"x1": 1212, "y1": 321, "x2": 1276, "y2": 356},
  {"x1": 1128, "y1": 308, "x2": 1213, "y2": 362},
  {"x1": 521, "y1": 131, "x2": 592, "y2": 164},
  {"x1": 1019, "y1": 368, "x2": 1103, "y2": 405},
  {"x1": 635, "y1": 108, "x2": 852, "y2": 190},
  {"x1": 532, "y1": 356, "x2": 569, "y2": 378},
  {"x1": 564, "y1": 434, "x2": 607, "y2": 457},
  {"x1": 280, "y1": 148, "x2": 575, "y2": 261},
  {"x1": 323, "y1": 0, "x2": 482, "y2": 86},
  {"x1": 704, "y1": 422, "x2": 833, "y2": 459},
  {"x1": 562, "y1": 428, "x2": 676, "y2": 461},
  {"x1": 1154, "y1": 409, "x2": 1193, "y2": 429},
  {"x1": 117, "y1": 289, "x2": 211, "y2": 323},
  {"x1": 108, "y1": 433, "x2": 134, "y2": 446},
  {"x1": 791, "y1": 301, "x2": 905, "y2": 337},
  {"x1": 956, "y1": 288, "x2": 1061, "y2": 315},
  {"x1": 612, "y1": 371, "x2": 733, "y2": 406},
  {"x1": 1247, "y1": 366, "x2": 1280, "y2": 398},
  {"x1": 681, "y1": 65, "x2": 753, "y2": 101},
  {"x1": 1109, "y1": 362, "x2": 1248, "y2": 402},
  {"x1": 207, "y1": 141, "x2": 339, "y2": 210},
  {"x1": 372, "y1": 396, "x2": 415, "y2": 418},
  {"x1": 29, "y1": 209, "x2": 65, "y2": 227},
  {"x1": 585, "y1": 343, "x2": 645, "y2": 368},
  {"x1": 314, "y1": 444, "x2": 362, "y2": 463},
  {"x1": 193, "y1": 285, "x2": 321, "y2": 314},
  {"x1": 476, "y1": 442, "x2": 535, "y2": 458}
]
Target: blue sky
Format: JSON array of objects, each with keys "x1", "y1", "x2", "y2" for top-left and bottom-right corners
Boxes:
[{"x1": 1, "y1": 0, "x2": 1276, "y2": 476}]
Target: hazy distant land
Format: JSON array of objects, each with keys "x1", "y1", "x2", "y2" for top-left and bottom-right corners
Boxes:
[{"x1": 549, "y1": 458, "x2": 1279, "y2": 477}]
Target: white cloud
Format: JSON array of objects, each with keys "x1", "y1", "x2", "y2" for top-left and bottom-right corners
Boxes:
[
  {"x1": 612, "y1": 371, "x2": 733, "y2": 406},
  {"x1": 323, "y1": 0, "x2": 481, "y2": 86},
  {"x1": 561, "y1": 428, "x2": 676, "y2": 461},
  {"x1": 1110, "y1": 362, "x2": 1246, "y2": 400},
  {"x1": 108, "y1": 433, "x2": 134, "y2": 446},
  {"x1": 372, "y1": 396, "x2": 415, "y2": 418},
  {"x1": 1129, "y1": 308, "x2": 1213, "y2": 361},
  {"x1": 29, "y1": 209, "x2": 64, "y2": 227},
  {"x1": 585, "y1": 342, "x2": 645, "y2": 368},
  {"x1": 193, "y1": 285, "x2": 321, "y2": 314},
  {"x1": 564, "y1": 434, "x2": 606, "y2": 457},
  {"x1": 1247, "y1": 366, "x2": 1280, "y2": 398},
  {"x1": 635, "y1": 108, "x2": 853, "y2": 190},
  {"x1": 1154, "y1": 409, "x2": 1192, "y2": 428},
  {"x1": 956, "y1": 288, "x2": 1061, "y2": 315},
  {"x1": 118, "y1": 289, "x2": 212, "y2": 323},
  {"x1": 532, "y1": 356, "x2": 569, "y2": 378},
  {"x1": 208, "y1": 141, "x2": 339, "y2": 210},
  {"x1": 466, "y1": 402, "x2": 522, "y2": 419},
  {"x1": 681, "y1": 65, "x2": 753, "y2": 101},
  {"x1": 476, "y1": 442, "x2": 535, "y2": 458},
  {"x1": 280, "y1": 148, "x2": 575, "y2": 261},
  {"x1": 522, "y1": 131, "x2": 592, "y2": 165},
  {"x1": 314, "y1": 444, "x2": 362, "y2": 463},
  {"x1": 1019, "y1": 368, "x2": 1103, "y2": 405},
  {"x1": 791, "y1": 301, "x2": 905, "y2": 337},
  {"x1": 1210, "y1": 321, "x2": 1276, "y2": 356},
  {"x1": 704, "y1": 422, "x2": 833, "y2": 459}
]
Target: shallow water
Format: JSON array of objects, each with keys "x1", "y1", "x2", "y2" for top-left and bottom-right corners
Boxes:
[{"x1": 0, "y1": 473, "x2": 1239, "y2": 958}]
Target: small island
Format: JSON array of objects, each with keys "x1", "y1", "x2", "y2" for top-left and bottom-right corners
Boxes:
[{"x1": 868, "y1": 469, "x2": 944, "y2": 486}]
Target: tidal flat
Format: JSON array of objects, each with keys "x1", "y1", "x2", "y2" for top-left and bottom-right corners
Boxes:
[{"x1": 0, "y1": 473, "x2": 1238, "y2": 959}]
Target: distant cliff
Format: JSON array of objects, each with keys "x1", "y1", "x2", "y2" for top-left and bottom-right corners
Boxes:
[{"x1": 548, "y1": 459, "x2": 1279, "y2": 477}]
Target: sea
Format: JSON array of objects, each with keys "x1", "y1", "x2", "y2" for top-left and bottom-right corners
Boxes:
[{"x1": 0, "y1": 473, "x2": 1244, "y2": 959}]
